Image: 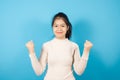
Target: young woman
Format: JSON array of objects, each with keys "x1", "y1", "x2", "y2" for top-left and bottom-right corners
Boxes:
[{"x1": 26, "y1": 12, "x2": 93, "y2": 80}]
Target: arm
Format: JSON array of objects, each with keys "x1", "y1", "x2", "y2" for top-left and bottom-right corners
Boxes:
[
  {"x1": 26, "y1": 41, "x2": 48, "y2": 76},
  {"x1": 73, "y1": 40, "x2": 93, "y2": 75}
]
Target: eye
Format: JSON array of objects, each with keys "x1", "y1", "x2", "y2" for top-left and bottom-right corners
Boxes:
[
  {"x1": 54, "y1": 25, "x2": 58, "y2": 27},
  {"x1": 62, "y1": 25, "x2": 65, "y2": 27}
]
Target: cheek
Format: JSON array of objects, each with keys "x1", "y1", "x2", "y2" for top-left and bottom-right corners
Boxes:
[
  {"x1": 63, "y1": 27, "x2": 68, "y2": 33},
  {"x1": 53, "y1": 28, "x2": 57, "y2": 32},
  {"x1": 52, "y1": 27, "x2": 55, "y2": 31}
]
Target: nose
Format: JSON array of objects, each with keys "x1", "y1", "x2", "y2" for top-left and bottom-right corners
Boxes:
[{"x1": 57, "y1": 26, "x2": 62, "y2": 30}]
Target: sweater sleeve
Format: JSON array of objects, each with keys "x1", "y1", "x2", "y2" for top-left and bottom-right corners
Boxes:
[
  {"x1": 29, "y1": 44, "x2": 48, "y2": 76},
  {"x1": 73, "y1": 45, "x2": 89, "y2": 75}
]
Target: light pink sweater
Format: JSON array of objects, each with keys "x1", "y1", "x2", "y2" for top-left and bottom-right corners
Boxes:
[{"x1": 29, "y1": 38, "x2": 89, "y2": 80}]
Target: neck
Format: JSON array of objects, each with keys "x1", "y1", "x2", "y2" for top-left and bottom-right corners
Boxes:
[
  {"x1": 55, "y1": 37, "x2": 68, "y2": 41},
  {"x1": 55, "y1": 37, "x2": 66, "y2": 40}
]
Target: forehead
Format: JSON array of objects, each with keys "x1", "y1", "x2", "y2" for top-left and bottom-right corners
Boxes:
[{"x1": 54, "y1": 18, "x2": 66, "y2": 25}]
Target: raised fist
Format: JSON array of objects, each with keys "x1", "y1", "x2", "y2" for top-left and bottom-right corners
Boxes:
[
  {"x1": 26, "y1": 40, "x2": 34, "y2": 54},
  {"x1": 84, "y1": 40, "x2": 93, "y2": 51}
]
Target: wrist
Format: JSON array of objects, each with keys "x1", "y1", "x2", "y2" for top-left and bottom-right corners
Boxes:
[
  {"x1": 82, "y1": 48, "x2": 90, "y2": 61},
  {"x1": 29, "y1": 49, "x2": 35, "y2": 54},
  {"x1": 84, "y1": 47, "x2": 90, "y2": 53}
]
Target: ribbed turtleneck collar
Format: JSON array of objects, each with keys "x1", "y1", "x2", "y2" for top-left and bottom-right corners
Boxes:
[{"x1": 53, "y1": 37, "x2": 68, "y2": 42}]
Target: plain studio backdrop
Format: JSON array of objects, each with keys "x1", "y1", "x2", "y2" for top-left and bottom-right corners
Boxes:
[{"x1": 0, "y1": 0, "x2": 120, "y2": 80}]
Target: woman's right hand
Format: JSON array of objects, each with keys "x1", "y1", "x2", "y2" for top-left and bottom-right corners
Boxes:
[{"x1": 26, "y1": 40, "x2": 35, "y2": 54}]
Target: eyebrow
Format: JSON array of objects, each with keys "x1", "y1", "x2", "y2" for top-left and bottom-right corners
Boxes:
[{"x1": 54, "y1": 23, "x2": 66, "y2": 25}]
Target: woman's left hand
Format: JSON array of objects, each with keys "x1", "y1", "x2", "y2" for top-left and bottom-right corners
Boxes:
[{"x1": 84, "y1": 40, "x2": 93, "y2": 51}]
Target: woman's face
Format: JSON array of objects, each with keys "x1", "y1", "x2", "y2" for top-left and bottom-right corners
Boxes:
[{"x1": 53, "y1": 18, "x2": 68, "y2": 39}]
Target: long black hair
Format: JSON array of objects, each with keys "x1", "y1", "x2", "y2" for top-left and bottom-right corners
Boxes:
[{"x1": 52, "y1": 12, "x2": 72, "y2": 39}]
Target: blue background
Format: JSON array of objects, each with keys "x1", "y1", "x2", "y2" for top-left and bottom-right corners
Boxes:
[{"x1": 0, "y1": 0, "x2": 120, "y2": 80}]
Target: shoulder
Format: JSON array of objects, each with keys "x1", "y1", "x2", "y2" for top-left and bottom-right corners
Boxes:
[
  {"x1": 42, "y1": 39, "x2": 53, "y2": 48},
  {"x1": 68, "y1": 40, "x2": 79, "y2": 49},
  {"x1": 41, "y1": 41, "x2": 51, "y2": 52},
  {"x1": 42, "y1": 41, "x2": 51, "y2": 47}
]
